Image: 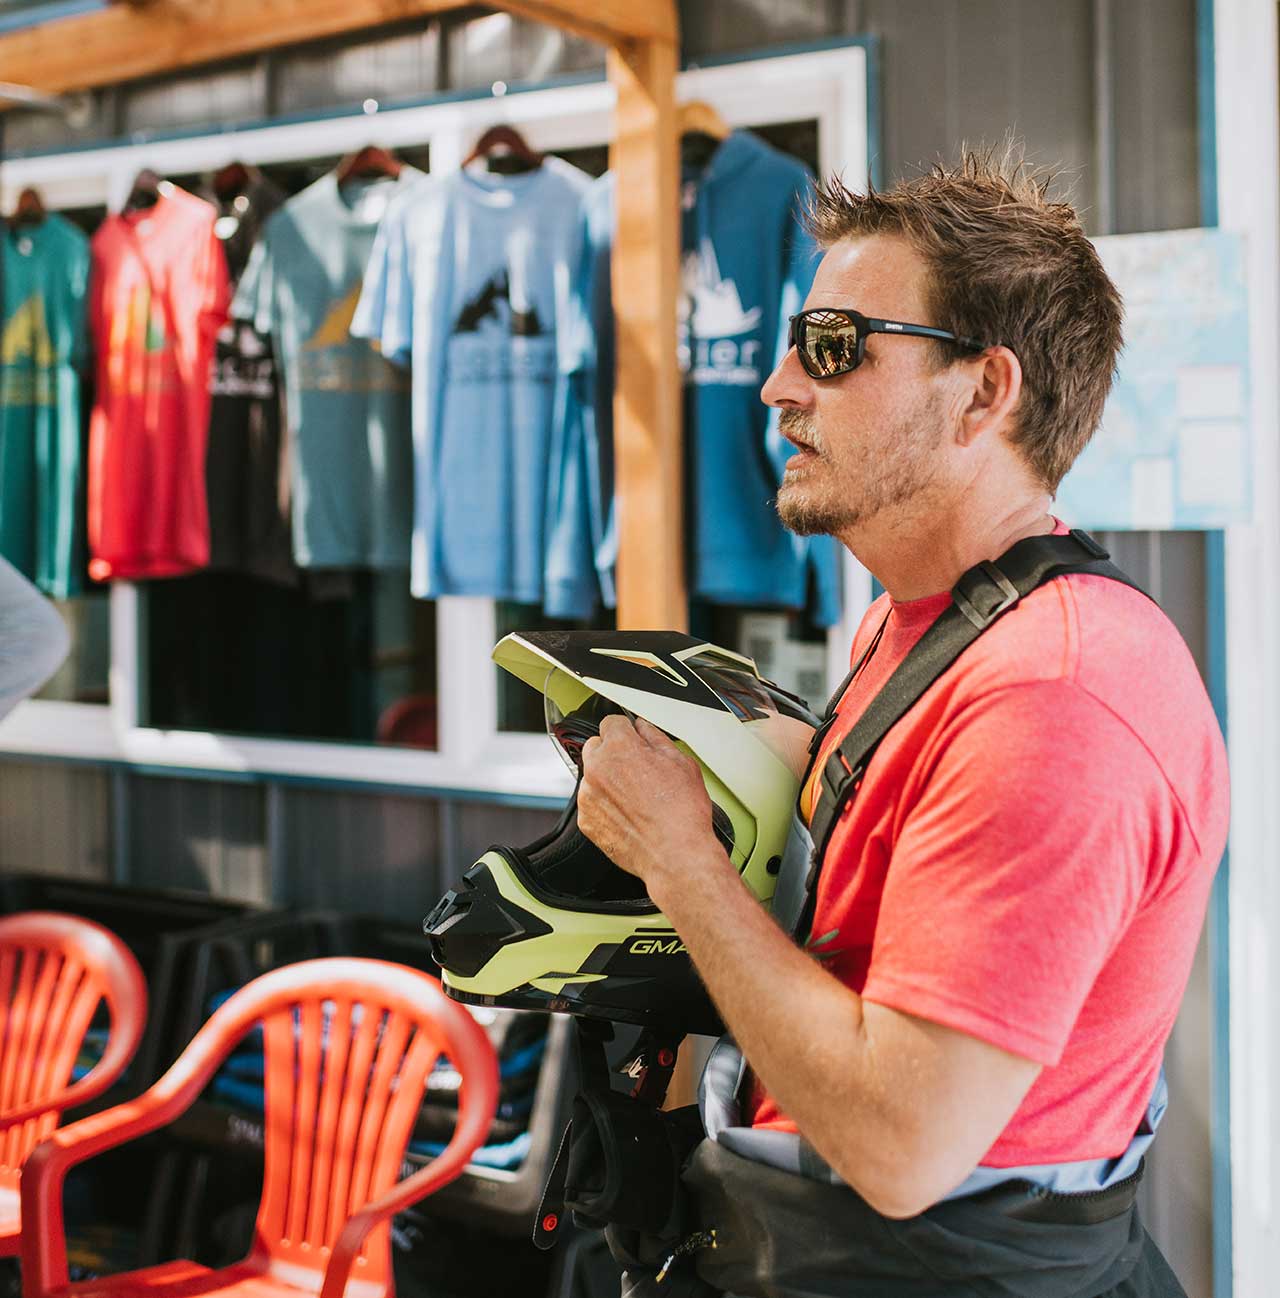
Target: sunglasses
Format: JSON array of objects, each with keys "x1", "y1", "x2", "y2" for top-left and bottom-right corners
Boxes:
[{"x1": 787, "y1": 307, "x2": 993, "y2": 379}]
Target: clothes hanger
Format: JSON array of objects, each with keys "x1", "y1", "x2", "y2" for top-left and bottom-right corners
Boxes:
[
  {"x1": 124, "y1": 167, "x2": 163, "y2": 213},
  {"x1": 462, "y1": 124, "x2": 542, "y2": 175},
  {"x1": 13, "y1": 186, "x2": 46, "y2": 227},
  {"x1": 677, "y1": 99, "x2": 731, "y2": 171},
  {"x1": 334, "y1": 146, "x2": 402, "y2": 186},
  {"x1": 211, "y1": 161, "x2": 255, "y2": 201}
]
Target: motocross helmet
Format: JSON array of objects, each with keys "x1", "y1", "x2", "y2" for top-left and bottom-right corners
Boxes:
[{"x1": 424, "y1": 631, "x2": 819, "y2": 1036}]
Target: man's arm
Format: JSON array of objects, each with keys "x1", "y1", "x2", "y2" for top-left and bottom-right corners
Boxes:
[{"x1": 578, "y1": 715, "x2": 1040, "y2": 1218}]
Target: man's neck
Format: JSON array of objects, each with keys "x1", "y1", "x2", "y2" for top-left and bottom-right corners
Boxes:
[{"x1": 843, "y1": 498, "x2": 1056, "y2": 603}]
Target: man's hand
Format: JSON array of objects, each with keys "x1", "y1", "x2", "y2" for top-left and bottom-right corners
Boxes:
[{"x1": 577, "y1": 715, "x2": 729, "y2": 903}]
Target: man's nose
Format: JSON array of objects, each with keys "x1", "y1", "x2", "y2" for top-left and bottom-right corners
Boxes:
[{"x1": 760, "y1": 344, "x2": 813, "y2": 409}]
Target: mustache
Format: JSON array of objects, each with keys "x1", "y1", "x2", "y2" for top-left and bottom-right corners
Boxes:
[{"x1": 778, "y1": 410, "x2": 823, "y2": 452}]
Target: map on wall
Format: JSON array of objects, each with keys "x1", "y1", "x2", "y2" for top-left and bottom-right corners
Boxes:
[{"x1": 1055, "y1": 227, "x2": 1252, "y2": 530}]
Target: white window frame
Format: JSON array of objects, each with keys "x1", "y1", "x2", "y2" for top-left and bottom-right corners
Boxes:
[{"x1": 0, "y1": 42, "x2": 873, "y2": 797}]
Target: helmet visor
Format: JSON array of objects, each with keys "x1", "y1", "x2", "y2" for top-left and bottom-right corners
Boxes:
[{"x1": 545, "y1": 686, "x2": 635, "y2": 776}]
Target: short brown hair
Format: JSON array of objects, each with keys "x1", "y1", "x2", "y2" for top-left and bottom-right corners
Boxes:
[{"x1": 807, "y1": 144, "x2": 1123, "y2": 493}]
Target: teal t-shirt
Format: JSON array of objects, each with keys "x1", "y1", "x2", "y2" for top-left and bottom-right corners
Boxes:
[
  {"x1": 233, "y1": 172, "x2": 418, "y2": 569},
  {"x1": 0, "y1": 214, "x2": 90, "y2": 599}
]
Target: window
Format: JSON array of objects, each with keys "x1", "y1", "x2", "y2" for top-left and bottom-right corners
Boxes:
[{"x1": 0, "y1": 43, "x2": 872, "y2": 794}]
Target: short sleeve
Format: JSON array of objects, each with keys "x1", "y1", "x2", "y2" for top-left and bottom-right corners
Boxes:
[
  {"x1": 860, "y1": 679, "x2": 1160, "y2": 1065},
  {"x1": 0, "y1": 556, "x2": 68, "y2": 719},
  {"x1": 352, "y1": 197, "x2": 413, "y2": 366},
  {"x1": 232, "y1": 235, "x2": 275, "y2": 337}
]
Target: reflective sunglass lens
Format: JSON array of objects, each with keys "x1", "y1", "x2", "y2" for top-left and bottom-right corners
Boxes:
[{"x1": 800, "y1": 313, "x2": 860, "y2": 377}]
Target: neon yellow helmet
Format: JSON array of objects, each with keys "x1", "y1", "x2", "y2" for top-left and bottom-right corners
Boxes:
[{"x1": 424, "y1": 631, "x2": 818, "y2": 1036}]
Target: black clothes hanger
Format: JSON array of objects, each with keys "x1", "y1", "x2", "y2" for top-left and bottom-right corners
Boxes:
[
  {"x1": 463, "y1": 124, "x2": 543, "y2": 176},
  {"x1": 677, "y1": 100, "x2": 730, "y2": 172},
  {"x1": 124, "y1": 168, "x2": 163, "y2": 213}
]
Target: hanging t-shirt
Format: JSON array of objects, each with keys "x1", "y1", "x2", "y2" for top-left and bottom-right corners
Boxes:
[
  {"x1": 546, "y1": 136, "x2": 842, "y2": 625},
  {"x1": 544, "y1": 175, "x2": 617, "y2": 619},
  {"x1": 0, "y1": 214, "x2": 90, "y2": 599},
  {"x1": 206, "y1": 173, "x2": 293, "y2": 584},
  {"x1": 352, "y1": 158, "x2": 589, "y2": 602},
  {"x1": 234, "y1": 171, "x2": 419, "y2": 571},
  {"x1": 88, "y1": 185, "x2": 230, "y2": 581}
]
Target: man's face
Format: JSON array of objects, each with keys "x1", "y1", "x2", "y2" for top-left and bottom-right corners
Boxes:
[{"x1": 764, "y1": 234, "x2": 957, "y2": 538}]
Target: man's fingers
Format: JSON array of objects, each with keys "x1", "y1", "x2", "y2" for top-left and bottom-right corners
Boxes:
[
  {"x1": 634, "y1": 717, "x2": 672, "y2": 748},
  {"x1": 597, "y1": 712, "x2": 637, "y2": 740}
]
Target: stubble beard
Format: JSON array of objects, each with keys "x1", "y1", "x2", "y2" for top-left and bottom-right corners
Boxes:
[{"x1": 775, "y1": 404, "x2": 944, "y2": 538}]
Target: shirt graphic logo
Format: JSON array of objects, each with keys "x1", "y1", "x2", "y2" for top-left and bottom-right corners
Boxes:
[
  {"x1": 299, "y1": 284, "x2": 408, "y2": 394},
  {"x1": 679, "y1": 239, "x2": 763, "y2": 386},
  {"x1": 453, "y1": 269, "x2": 545, "y2": 337},
  {"x1": 304, "y1": 285, "x2": 363, "y2": 351},
  {"x1": 106, "y1": 283, "x2": 176, "y2": 395},
  {"x1": 1, "y1": 295, "x2": 56, "y2": 405},
  {"x1": 2, "y1": 296, "x2": 54, "y2": 367}
]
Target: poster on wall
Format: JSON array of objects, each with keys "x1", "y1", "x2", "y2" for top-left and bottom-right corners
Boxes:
[{"x1": 1055, "y1": 227, "x2": 1251, "y2": 530}]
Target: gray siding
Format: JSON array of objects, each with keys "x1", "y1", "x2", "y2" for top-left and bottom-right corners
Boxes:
[{"x1": 0, "y1": 761, "x2": 111, "y2": 881}]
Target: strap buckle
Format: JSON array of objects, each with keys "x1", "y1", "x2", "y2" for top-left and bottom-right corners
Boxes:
[
  {"x1": 952, "y1": 560, "x2": 1020, "y2": 630},
  {"x1": 1069, "y1": 528, "x2": 1110, "y2": 560}
]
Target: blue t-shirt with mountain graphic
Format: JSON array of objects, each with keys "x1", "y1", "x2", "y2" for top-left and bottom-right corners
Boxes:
[
  {"x1": 353, "y1": 159, "x2": 589, "y2": 602},
  {"x1": 547, "y1": 133, "x2": 842, "y2": 626},
  {"x1": 234, "y1": 171, "x2": 419, "y2": 569}
]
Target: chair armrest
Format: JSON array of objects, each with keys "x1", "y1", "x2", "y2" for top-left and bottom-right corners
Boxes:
[{"x1": 20, "y1": 1039, "x2": 235, "y2": 1298}]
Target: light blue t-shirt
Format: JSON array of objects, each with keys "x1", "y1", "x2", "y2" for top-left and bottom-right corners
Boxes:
[
  {"x1": 352, "y1": 159, "x2": 589, "y2": 602},
  {"x1": 233, "y1": 171, "x2": 419, "y2": 569}
]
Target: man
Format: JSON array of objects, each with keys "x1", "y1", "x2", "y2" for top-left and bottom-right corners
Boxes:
[{"x1": 576, "y1": 149, "x2": 1229, "y2": 1297}]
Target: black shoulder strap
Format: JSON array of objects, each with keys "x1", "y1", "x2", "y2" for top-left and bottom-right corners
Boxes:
[{"x1": 799, "y1": 529, "x2": 1149, "y2": 938}]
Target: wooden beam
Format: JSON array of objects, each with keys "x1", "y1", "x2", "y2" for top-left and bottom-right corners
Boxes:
[
  {"x1": 0, "y1": 0, "x2": 677, "y2": 96},
  {"x1": 608, "y1": 36, "x2": 684, "y2": 632},
  {"x1": 0, "y1": 0, "x2": 476, "y2": 95},
  {"x1": 496, "y1": 0, "x2": 675, "y2": 48}
]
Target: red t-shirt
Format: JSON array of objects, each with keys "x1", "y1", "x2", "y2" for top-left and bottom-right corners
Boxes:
[
  {"x1": 750, "y1": 522, "x2": 1230, "y2": 1168},
  {"x1": 88, "y1": 187, "x2": 229, "y2": 581}
]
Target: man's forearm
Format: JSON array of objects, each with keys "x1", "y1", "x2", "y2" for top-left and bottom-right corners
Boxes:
[{"x1": 649, "y1": 840, "x2": 912, "y2": 1209}]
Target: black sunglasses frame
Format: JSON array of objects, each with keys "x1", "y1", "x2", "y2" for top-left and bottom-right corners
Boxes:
[{"x1": 787, "y1": 308, "x2": 993, "y2": 379}]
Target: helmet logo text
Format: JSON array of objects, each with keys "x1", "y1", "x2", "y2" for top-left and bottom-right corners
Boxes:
[{"x1": 629, "y1": 937, "x2": 687, "y2": 956}]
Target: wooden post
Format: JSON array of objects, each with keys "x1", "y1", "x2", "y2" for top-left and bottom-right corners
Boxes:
[{"x1": 607, "y1": 36, "x2": 685, "y2": 633}]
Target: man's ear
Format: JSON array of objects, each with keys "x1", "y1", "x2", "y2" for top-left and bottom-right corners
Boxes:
[{"x1": 956, "y1": 346, "x2": 1022, "y2": 448}]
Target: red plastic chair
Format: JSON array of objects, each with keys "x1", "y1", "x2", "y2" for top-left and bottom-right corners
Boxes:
[
  {"x1": 0, "y1": 910, "x2": 147, "y2": 1257},
  {"x1": 21, "y1": 957, "x2": 499, "y2": 1298}
]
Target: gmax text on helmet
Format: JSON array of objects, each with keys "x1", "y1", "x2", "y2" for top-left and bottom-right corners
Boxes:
[{"x1": 628, "y1": 937, "x2": 688, "y2": 956}]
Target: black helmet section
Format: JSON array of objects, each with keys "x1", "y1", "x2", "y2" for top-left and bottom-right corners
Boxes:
[
  {"x1": 512, "y1": 794, "x2": 652, "y2": 910},
  {"x1": 424, "y1": 861, "x2": 554, "y2": 977},
  {"x1": 426, "y1": 855, "x2": 724, "y2": 1036}
]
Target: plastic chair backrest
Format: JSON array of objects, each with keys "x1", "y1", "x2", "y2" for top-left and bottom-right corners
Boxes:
[
  {"x1": 185, "y1": 959, "x2": 493, "y2": 1294},
  {"x1": 0, "y1": 910, "x2": 147, "y2": 1186}
]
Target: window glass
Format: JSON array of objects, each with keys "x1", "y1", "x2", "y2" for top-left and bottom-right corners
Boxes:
[
  {"x1": 144, "y1": 573, "x2": 438, "y2": 748},
  {"x1": 37, "y1": 594, "x2": 109, "y2": 704}
]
